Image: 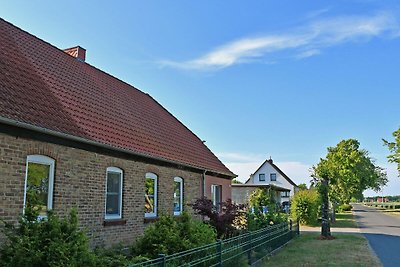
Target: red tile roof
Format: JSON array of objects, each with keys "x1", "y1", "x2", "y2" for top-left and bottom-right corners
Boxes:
[{"x1": 0, "y1": 18, "x2": 235, "y2": 177}]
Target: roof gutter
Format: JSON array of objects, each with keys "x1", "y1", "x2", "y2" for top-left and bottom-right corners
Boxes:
[{"x1": 0, "y1": 116, "x2": 235, "y2": 178}]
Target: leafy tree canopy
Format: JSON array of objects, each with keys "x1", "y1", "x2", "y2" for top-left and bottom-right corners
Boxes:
[
  {"x1": 232, "y1": 179, "x2": 243, "y2": 184},
  {"x1": 383, "y1": 127, "x2": 400, "y2": 176},
  {"x1": 313, "y1": 139, "x2": 388, "y2": 204},
  {"x1": 298, "y1": 183, "x2": 308, "y2": 190}
]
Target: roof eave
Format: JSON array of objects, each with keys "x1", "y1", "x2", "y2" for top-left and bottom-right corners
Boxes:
[{"x1": 0, "y1": 116, "x2": 236, "y2": 178}]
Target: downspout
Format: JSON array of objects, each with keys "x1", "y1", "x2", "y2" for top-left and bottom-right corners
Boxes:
[{"x1": 202, "y1": 170, "x2": 207, "y2": 197}]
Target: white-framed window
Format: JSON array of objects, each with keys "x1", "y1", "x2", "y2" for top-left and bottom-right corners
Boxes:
[
  {"x1": 24, "y1": 155, "x2": 55, "y2": 219},
  {"x1": 270, "y1": 173, "x2": 277, "y2": 181},
  {"x1": 211, "y1": 184, "x2": 222, "y2": 212},
  {"x1": 145, "y1": 172, "x2": 158, "y2": 218},
  {"x1": 105, "y1": 167, "x2": 123, "y2": 220},
  {"x1": 281, "y1": 191, "x2": 290, "y2": 197},
  {"x1": 173, "y1": 177, "x2": 183, "y2": 216},
  {"x1": 259, "y1": 173, "x2": 265, "y2": 181}
]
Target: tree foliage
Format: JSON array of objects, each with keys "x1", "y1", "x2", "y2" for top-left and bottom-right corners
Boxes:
[
  {"x1": 131, "y1": 212, "x2": 216, "y2": 259},
  {"x1": 313, "y1": 139, "x2": 388, "y2": 204},
  {"x1": 383, "y1": 127, "x2": 400, "y2": 176},
  {"x1": 0, "y1": 208, "x2": 100, "y2": 267},
  {"x1": 290, "y1": 189, "x2": 320, "y2": 225},
  {"x1": 298, "y1": 183, "x2": 308, "y2": 191},
  {"x1": 190, "y1": 197, "x2": 245, "y2": 239},
  {"x1": 248, "y1": 188, "x2": 276, "y2": 207}
]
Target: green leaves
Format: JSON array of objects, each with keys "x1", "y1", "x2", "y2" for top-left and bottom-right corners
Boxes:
[
  {"x1": 383, "y1": 127, "x2": 400, "y2": 176},
  {"x1": 290, "y1": 189, "x2": 320, "y2": 225},
  {"x1": 313, "y1": 139, "x2": 388, "y2": 204}
]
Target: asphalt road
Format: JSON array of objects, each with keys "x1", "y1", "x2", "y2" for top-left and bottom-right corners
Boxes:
[{"x1": 353, "y1": 203, "x2": 400, "y2": 267}]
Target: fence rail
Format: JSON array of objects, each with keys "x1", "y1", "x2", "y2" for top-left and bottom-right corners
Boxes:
[{"x1": 130, "y1": 220, "x2": 299, "y2": 267}]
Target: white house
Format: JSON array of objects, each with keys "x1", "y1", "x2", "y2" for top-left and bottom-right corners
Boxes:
[{"x1": 238, "y1": 158, "x2": 298, "y2": 205}]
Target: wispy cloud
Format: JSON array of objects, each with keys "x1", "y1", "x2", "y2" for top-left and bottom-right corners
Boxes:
[{"x1": 161, "y1": 11, "x2": 399, "y2": 70}]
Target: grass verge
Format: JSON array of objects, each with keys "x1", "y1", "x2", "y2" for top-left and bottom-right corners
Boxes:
[
  {"x1": 259, "y1": 233, "x2": 380, "y2": 267},
  {"x1": 331, "y1": 212, "x2": 357, "y2": 228}
]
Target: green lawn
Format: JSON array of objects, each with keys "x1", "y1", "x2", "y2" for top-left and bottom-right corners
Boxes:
[
  {"x1": 331, "y1": 212, "x2": 358, "y2": 228},
  {"x1": 260, "y1": 233, "x2": 380, "y2": 267}
]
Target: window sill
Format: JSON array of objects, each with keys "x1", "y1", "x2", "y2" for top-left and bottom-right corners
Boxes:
[
  {"x1": 144, "y1": 216, "x2": 159, "y2": 223},
  {"x1": 103, "y1": 219, "x2": 127, "y2": 227}
]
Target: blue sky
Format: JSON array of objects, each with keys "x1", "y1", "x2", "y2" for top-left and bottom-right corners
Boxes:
[{"x1": 1, "y1": 1, "x2": 399, "y2": 196}]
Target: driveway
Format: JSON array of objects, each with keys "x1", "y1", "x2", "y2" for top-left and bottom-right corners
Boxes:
[{"x1": 353, "y1": 203, "x2": 400, "y2": 267}]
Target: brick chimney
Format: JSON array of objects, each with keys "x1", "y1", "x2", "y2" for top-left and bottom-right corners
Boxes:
[{"x1": 63, "y1": 46, "x2": 86, "y2": 62}]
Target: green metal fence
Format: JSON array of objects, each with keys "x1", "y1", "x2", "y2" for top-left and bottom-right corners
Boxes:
[{"x1": 130, "y1": 220, "x2": 299, "y2": 267}]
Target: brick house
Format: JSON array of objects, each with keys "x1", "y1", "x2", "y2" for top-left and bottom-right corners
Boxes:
[{"x1": 0, "y1": 18, "x2": 235, "y2": 247}]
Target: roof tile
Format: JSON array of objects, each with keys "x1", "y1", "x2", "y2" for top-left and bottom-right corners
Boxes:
[{"x1": 0, "y1": 18, "x2": 234, "y2": 177}]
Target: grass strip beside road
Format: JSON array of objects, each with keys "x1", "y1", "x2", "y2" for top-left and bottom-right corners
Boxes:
[
  {"x1": 260, "y1": 233, "x2": 380, "y2": 267},
  {"x1": 331, "y1": 212, "x2": 358, "y2": 228}
]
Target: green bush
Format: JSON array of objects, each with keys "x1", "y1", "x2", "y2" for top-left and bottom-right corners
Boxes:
[
  {"x1": 131, "y1": 212, "x2": 216, "y2": 258},
  {"x1": 247, "y1": 206, "x2": 288, "y2": 231},
  {"x1": 337, "y1": 204, "x2": 353, "y2": 212},
  {"x1": 249, "y1": 188, "x2": 276, "y2": 207},
  {"x1": 290, "y1": 189, "x2": 320, "y2": 225},
  {"x1": 0, "y1": 208, "x2": 101, "y2": 267}
]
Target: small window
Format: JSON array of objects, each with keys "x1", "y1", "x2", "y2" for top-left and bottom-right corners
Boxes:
[
  {"x1": 105, "y1": 167, "x2": 123, "y2": 220},
  {"x1": 270, "y1": 173, "x2": 277, "y2": 181},
  {"x1": 211, "y1": 184, "x2": 222, "y2": 212},
  {"x1": 24, "y1": 155, "x2": 55, "y2": 219},
  {"x1": 281, "y1": 191, "x2": 290, "y2": 197},
  {"x1": 145, "y1": 173, "x2": 158, "y2": 218},
  {"x1": 173, "y1": 177, "x2": 183, "y2": 216},
  {"x1": 259, "y1": 173, "x2": 265, "y2": 181}
]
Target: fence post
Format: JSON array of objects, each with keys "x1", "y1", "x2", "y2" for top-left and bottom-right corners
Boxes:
[
  {"x1": 297, "y1": 219, "x2": 300, "y2": 235},
  {"x1": 159, "y1": 254, "x2": 166, "y2": 267},
  {"x1": 247, "y1": 231, "x2": 253, "y2": 265},
  {"x1": 217, "y1": 239, "x2": 222, "y2": 267},
  {"x1": 289, "y1": 219, "x2": 293, "y2": 231}
]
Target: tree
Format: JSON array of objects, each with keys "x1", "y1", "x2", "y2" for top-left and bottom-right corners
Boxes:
[
  {"x1": 249, "y1": 188, "x2": 276, "y2": 207},
  {"x1": 383, "y1": 127, "x2": 400, "y2": 176},
  {"x1": 312, "y1": 139, "x2": 388, "y2": 238},
  {"x1": 232, "y1": 179, "x2": 243, "y2": 184},
  {"x1": 298, "y1": 183, "x2": 308, "y2": 191}
]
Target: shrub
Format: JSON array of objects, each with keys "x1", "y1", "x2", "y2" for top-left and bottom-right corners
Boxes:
[
  {"x1": 131, "y1": 212, "x2": 216, "y2": 258},
  {"x1": 249, "y1": 188, "x2": 276, "y2": 207},
  {"x1": 0, "y1": 207, "x2": 100, "y2": 267},
  {"x1": 290, "y1": 189, "x2": 320, "y2": 225},
  {"x1": 247, "y1": 206, "x2": 288, "y2": 231},
  {"x1": 190, "y1": 197, "x2": 245, "y2": 239},
  {"x1": 337, "y1": 203, "x2": 353, "y2": 212}
]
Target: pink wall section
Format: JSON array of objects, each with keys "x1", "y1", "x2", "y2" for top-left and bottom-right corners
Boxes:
[{"x1": 204, "y1": 175, "x2": 232, "y2": 202}]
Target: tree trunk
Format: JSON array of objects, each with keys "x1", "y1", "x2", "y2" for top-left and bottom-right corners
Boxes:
[
  {"x1": 321, "y1": 178, "x2": 331, "y2": 237},
  {"x1": 331, "y1": 201, "x2": 336, "y2": 223}
]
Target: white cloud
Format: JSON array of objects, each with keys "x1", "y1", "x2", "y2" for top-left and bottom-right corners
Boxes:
[
  {"x1": 161, "y1": 11, "x2": 399, "y2": 70},
  {"x1": 296, "y1": 49, "x2": 321, "y2": 59}
]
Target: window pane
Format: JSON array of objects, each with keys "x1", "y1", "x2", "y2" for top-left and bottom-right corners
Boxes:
[
  {"x1": 26, "y1": 162, "x2": 50, "y2": 217},
  {"x1": 173, "y1": 181, "x2": 181, "y2": 212},
  {"x1": 106, "y1": 195, "x2": 120, "y2": 215},
  {"x1": 107, "y1": 172, "x2": 121, "y2": 193},
  {"x1": 145, "y1": 177, "x2": 156, "y2": 214},
  {"x1": 106, "y1": 171, "x2": 121, "y2": 216}
]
